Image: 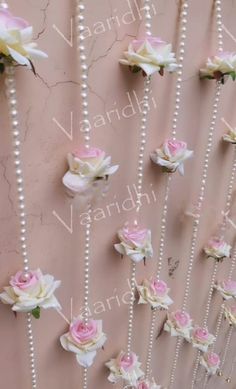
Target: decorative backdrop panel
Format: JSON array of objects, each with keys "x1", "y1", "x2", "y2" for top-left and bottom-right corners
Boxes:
[{"x1": 0, "y1": 0, "x2": 236, "y2": 388}]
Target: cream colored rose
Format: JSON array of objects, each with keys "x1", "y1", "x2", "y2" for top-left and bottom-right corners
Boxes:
[
  {"x1": 119, "y1": 37, "x2": 178, "y2": 76},
  {"x1": 114, "y1": 224, "x2": 153, "y2": 263},
  {"x1": 224, "y1": 305, "x2": 236, "y2": 327},
  {"x1": 200, "y1": 352, "x2": 220, "y2": 375},
  {"x1": 215, "y1": 280, "x2": 236, "y2": 300},
  {"x1": 0, "y1": 269, "x2": 61, "y2": 314},
  {"x1": 204, "y1": 237, "x2": 231, "y2": 261},
  {"x1": 137, "y1": 278, "x2": 173, "y2": 310},
  {"x1": 106, "y1": 351, "x2": 144, "y2": 386},
  {"x1": 191, "y1": 326, "x2": 215, "y2": 353},
  {"x1": 150, "y1": 139, "x2": 193, "y2": 175},
  {"x1": 200, "y1": 52, "x2": 236, "y2": 82},
  {"x1": 60, "y1": 317, "x2": 106, "y2": 367},
  {"x1": 0, "y1": 9, "x2": 47, "y2": 70},
  {"x1": 222, "y1": 128, "x2": 236, "y2": 144},
  {"x1": 164, "y1": 310, "x2": 193, "y2": 341},
  {"x1": 63, "y1": 146, "x2": 119, "y2": 195}
]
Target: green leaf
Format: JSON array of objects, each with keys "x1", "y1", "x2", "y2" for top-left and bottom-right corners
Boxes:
[
  {"x1": 31, "y1": 306, "x2": 41, "y2": 319},
  {"x1": 230, "y1": 72, "x2": 236, "y2": 81}
]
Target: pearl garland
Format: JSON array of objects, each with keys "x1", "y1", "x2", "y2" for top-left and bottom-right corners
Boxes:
[
  {"x1": 4, "y1": 63, "x2": 37, "y2": 388},
  {"x1": 170, "y1": 1, "x2": 224, "y2": 385},
  {"x1": 144, "y1": 0, "x2": 190, "y2": 383}
]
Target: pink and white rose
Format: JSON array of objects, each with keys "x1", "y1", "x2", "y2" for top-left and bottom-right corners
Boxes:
[
  {"x1": 119, "y1": 36, "x2": 178, "y2": 76},
  {"x1": 137, "y1": 278, "x2": 173, "y2": 310},
  {"x1": 106, "y1": 351, "x2": 144, "y2": 386},
  {"x1": 200, "y1": 352, "x2": 220, "y2": 375},
  {"x1": 114, "y1": 224, "x2": 153, "y2": 263},
  {"x1": 191, "y1": 326, "x2": 215, "y2": 353},
  {"x1": 222, "y1": 127, "x2": 236, "y2": 144},
  {"x1": 0, "y1": 9, "x2": 47, "y2": 70},
  {"x1": 60, "y1": 317, "x2": 107, "y2": 367},
  {"x1": 164, "y1": 310, "x2": 193, "y2": 341},
  {"x1": 224, "y1": 305, "x2": 236, "y2": 327},
  {"x1": 0, "y1": 269, "x2": 61, "y2": 315},
  {"x1": 204, "y1": 237, "x2": 231, "y2": 261},
  {"x1": 215, "y1": 280, "x2": 236, "y2": 300},
  {"x1": 200, "y1": 52, "x2": 236, "y2": 83},
  {"x1": 63, "y1": 146, "x2": 119, "y2": 196},
  {"x1": 150, "y1": 139, "x2": 193, "y2": 175},
  {"x1": 136, "y1": 378, "x2": 161, "y2": 389}
]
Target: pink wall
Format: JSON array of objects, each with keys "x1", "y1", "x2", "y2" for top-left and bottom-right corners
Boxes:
[{"x1": 0, "y1": 0, "x2": 236, "y2": 388}]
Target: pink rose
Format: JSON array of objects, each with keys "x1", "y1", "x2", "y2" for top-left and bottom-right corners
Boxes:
[
  {"x1": 73, "y1": 147, "x2": 105, "y2": 161},
  {"x1": 206, "y1": 352, "x2": 220, "y2": 367},
  {"x1": 0, "y1": 9, "x2": 29, "y2": 30},
  {"x1": 119, "y1": 352, "x2": 137, "y2": 371},
  {"x1": 164, "y1": 139, "x2": 187, "y2": 157},
  {"x1": 151, "y1": 279, "x2": 168, "y2": 297},
  {"x1": 70, "y1": 318, "x2": 98, "y2": 344},
  {"x1": 137, "y1": 382, "x2": 149, "y2": 389},
  {"x1": 10, "y1": 270, "x2": 39, "y2": 290},
  {"x1": 223, "y1": 280, "x2": 236, "y2": 293},
  {"x1": 122, "y1": 226, "x2": 149, "y2": 247},
  {"x1": 173, "y1": 310, "x2": 191, "y2": 328},
  {"x1": 193, "y1": 327, "x2": 209, "y2": 342}
]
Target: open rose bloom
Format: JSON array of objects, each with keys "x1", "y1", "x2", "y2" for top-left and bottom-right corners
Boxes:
[
  {"x1": 190, "y1": 326, "x2": 215, "y2": 353},
  {"x1": 150, "y1": 139, "x2": 193, "y2": 175},
  {"x1": 200, "y1": 52, "x2": 236, "y2": 83},
  {"x1": 137, "y1": 278, "x2": 173, "y2": 310},
  {"x1": 106, "y1": 351, "x2": 144, "y2": 386},
  {"x1": 119, "y1": 36, "x2": 178, "y2": 77},
  {"x1": 204, "y1": 237, "x2": 231, "y2": 262},
  {"x1": 164, "y1": 310, "x2": 193, "y2": 341},
  {"x1": 0, "y1": 9, "x2": 47, "y2": 71},
  {"x1": 60, "y1": 317, "x2": 106, "y2": 367},
  {"x1": 136, "y1": 378, "x2": 161, "y2": 389},
  {"x1": 222, "y1": 127, "x2": 236, "y2": 144},
  {"x1": 62, "y1": 146, "x2": 119, "y2": 204},
  {"x1": 215, "y1": 280, "x2": 236, "y2": 300},
  {"x1": 224, "y1": 304, "x2": 236, "y2": 327},
  {"x1": 0, "y1": 269, "x2": 61, "y2": 316},
  {"x1": 114, "y1": 224, "x2": 153, "y2": 263},
  {"x1": 200, "y1": 352, "x2": 220, "y2": 375}
]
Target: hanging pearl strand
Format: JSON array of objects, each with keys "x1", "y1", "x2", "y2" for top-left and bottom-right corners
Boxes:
[
  {"x1": 75, "y1": 2, "x2": 92, "y2": 388},
  {"x1": 145, "y1": 1, "x2": 189, "y2": 380},
  {"x1": 170, "y1": 1, "x2": 223, "y2": 386},
  {"x1": 4, "y1": 64, "x2": 37, "y2": 388}
]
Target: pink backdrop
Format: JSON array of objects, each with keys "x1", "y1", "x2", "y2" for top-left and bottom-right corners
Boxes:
[{"x1": 0, "y1": 0, "x2": 236, "y2": 388}]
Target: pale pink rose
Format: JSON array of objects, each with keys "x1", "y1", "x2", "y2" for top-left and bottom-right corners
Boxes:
[
  {"x1": 200, "y1": 352, "x2": 220, "y2": 375},
  {"x1": 114, "y1": 224, "x2": 153, "y2": 263},
  {"x1": 150, "y1": 139, "x2": 193, "y2": 175},
  {"x1": 164, "y1": 310, "x2": 193, "y2": 340},
  {"x1": 215, "y1": 279, "x2": 236, "y2": 300},
  {"x1": 106, "y1": 351, "x2": 144, "y2": 386},
  {"x1": 9, "y1": 270, "x2": 39, "y2": 290},
  {"x1": 60, "y1": 317, "x2": 106, "y2": 367},
  {"x1": 136, "y1": 378, "x2": 161, "y2": 389},
  {"x1": 151, "y1": 279, "x2": 168, "y2": 296},
  {"x1": 119, "y1": 36, "x2": 178, "y2": 76},
  {"x1": 204, "y1": 237, "x2": 231, "y2": 261},
  {"x1": 191, "y1": 327, "x2": 215, "y2": 352},
  {"x1": 137, "y1": 278, "x2": 173, "y2": 309},
  {"x1": 200, "y1": 52, "x2": 236, "y2": 82}
]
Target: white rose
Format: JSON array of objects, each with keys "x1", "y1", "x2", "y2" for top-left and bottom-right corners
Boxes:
[
  {"x1": 106, "y1": 351, "x2": 144, "y2": 386},
  {"x1": 60, "y1": 317, "x2": 106, "y2": 368},
  {"x1": 215, "y1": 280, "x2": 236, "y2": 300},
  {"x1": 204, "y1": 237, "x2": 231, "y2": 261},
  {"x1": 137, "y1": 278, "x2": 173, "y2": 310},
  {"x1": 114, "y1": 224, "x2": 153, "y2": 263},
  {"x1": 164, "y1": 310, "x2": 193, "y2": 341},
  {"x1": 222, "y1": 128, "x2": 236, "y2": 144},
  {"x1": 119, "y1": 37, "x2": 178, "y2": 76},
  {"x1": 150, "y1": 139, "x2": 193, "y2": 175},
  {"x1": 0, "y1": 269, "x2": 61, "y2": 315},
  {"x1": 200, "y1": 52, "x2": 236, "y2": 82}
]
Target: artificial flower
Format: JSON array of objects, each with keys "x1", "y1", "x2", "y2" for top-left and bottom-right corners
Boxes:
[
  {"x1": 137, "y1": 278, "x2": 173, "y2": 310},
  {"x1": 0, "y1": 269, "x2": 61, "y2": 317},
  {"x1": 222, "y1": 127, "x2": 236, "y2": 144},
  {"x1": 215, "y1": 279, "x2": 236, "y2": 300},
  {"x1": 164, "y1": 310, "x2": 193, "y2": 341},
  {"x1": 114, "y1": 223, "x2": 153, "y2": 263},
  {"x1": 200, "y1": 352, "x2": 220, "y2": 375},
  {"x1": 224, "y1": 304, "x2": 236, "y2": 327},
  {"x1": 62, "y1": 146, "x2": 119, "y2": 196},
  {"x1": 204, "y1": 237, "x2": 231, "y2": 262},
  {"x1": 150, "y1": 139, "x2": 193, "y2": 175},
  {"x1": 60, "y1": 317, "x2": 106, "y2": 367},
  {"x1": 136, "y1": 378, "x2": 161, "y2": 389},
  {"x1": 200, "y1": 52, "x2": 236, "y2": 83},
  {"x1": 106, "y1": 351, "x2": 144, "y2": 386},
  {"x1": 0, "y1": 9, "x2": 47, "y2": 72},
  {"x1": 119, "y1": 36, "x2": 178, "y2": 76},
  {"x1": 191, "y1": 326, "x2": 215, "y2": 353}
]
